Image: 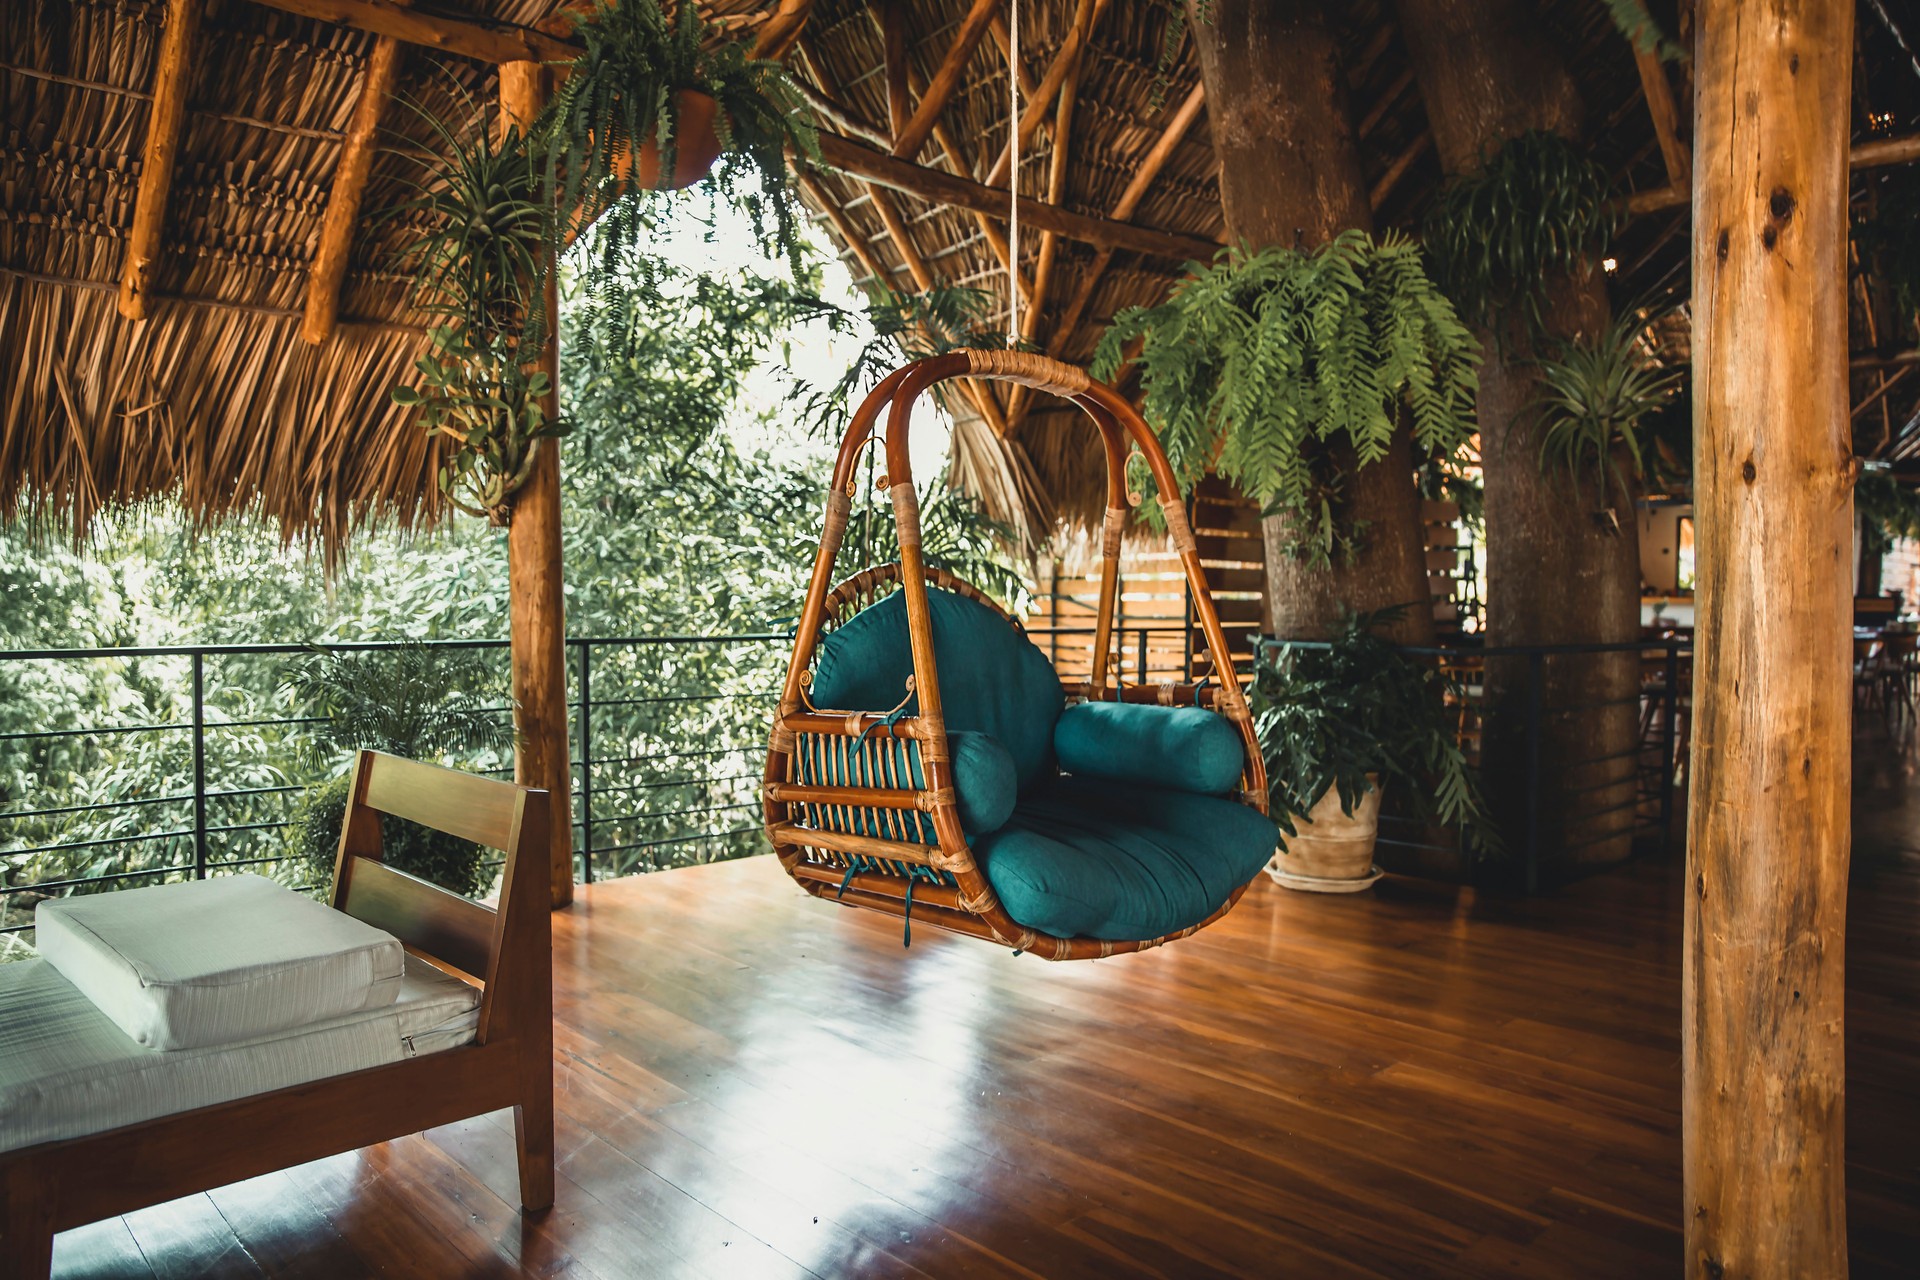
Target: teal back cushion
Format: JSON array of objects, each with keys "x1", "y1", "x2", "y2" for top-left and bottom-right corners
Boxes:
[
  {"x1": 810, "y1": 587, "x2": 1064, "y2": 792},
  {"x1": 1054, "y1": 702, "x2": 1245, "y2": 795},
  {"x1": 794, "y1": 728, "x2": 1017, "y2": 838}
]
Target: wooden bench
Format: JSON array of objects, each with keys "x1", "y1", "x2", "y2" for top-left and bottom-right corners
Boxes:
[{"x1": 0, "y1": 751, "x2": 554, "y2": 1279}]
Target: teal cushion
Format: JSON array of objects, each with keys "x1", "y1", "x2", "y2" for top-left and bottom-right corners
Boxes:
[
  {"x1": 793, "y1": 728, "x2": 1017, "y2": 838},
  {"x1": 1054, "y1": 702, "x2": 1246, "y2": 795},
  {"x1": 810, "y1": 587, "x2": 1064, "y2": 792},
  {"x1": 975, "y1": 777, "x2": 1279, "y2": 942}
]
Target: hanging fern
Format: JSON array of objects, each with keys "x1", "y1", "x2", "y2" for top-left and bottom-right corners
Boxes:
[
  {"x1": 1423, "y1": 130, "x2": 1620, "y2": 338},
  {"x1": 1856, "y1": 166, "x2": 1920, "y2": 336},
  {"x1": 543, "y1": 0, "x2": 820, "y2": 281},
  {"x1": 1857, "y1": 468, "x2": 1920, "y2": 558},
  {"x1": 1533, "y1": 311, "x2": 1683, "y2": 507},
  {"x1": 1091, "y1": 230, "x2": 1480, "y2": 568}
]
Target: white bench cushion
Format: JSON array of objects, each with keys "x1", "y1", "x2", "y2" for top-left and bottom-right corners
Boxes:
[
  {"x1": 34, "y1": 875, "x2": 404, "y2": 1050},
  {"x1": 0, "y1": 954, "x2": 480, "y2": 1154}
]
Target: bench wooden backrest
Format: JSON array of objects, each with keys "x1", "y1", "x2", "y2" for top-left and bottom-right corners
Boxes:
[{"x1": 328, "y1": 751, "x2": 551, "y2": 1044}]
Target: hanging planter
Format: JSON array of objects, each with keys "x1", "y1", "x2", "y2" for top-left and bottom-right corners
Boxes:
[{"x1": 628, "y1": 89, "x2": 725, "y2": 191}]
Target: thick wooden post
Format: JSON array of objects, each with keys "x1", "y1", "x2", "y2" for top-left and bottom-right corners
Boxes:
[
  {"x1": 1687, "y1": 0, "x2": 1854, "y2": 1274},
  {"x1": 500, "y1": 61, "x2": 574, "y2": 909}
]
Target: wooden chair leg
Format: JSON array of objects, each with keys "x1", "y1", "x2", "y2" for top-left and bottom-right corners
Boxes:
[
  {"x1": 514, "y1": 1046, "x2": 555, "y2": 1212},
  {"x1": 2, "y1": 1161, "x2": 55, "y2": 1280}
]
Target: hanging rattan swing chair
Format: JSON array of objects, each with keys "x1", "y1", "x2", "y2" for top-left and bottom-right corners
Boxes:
[{"x1": 764, "y1": 351, "x2": 1277, "y2": 960}]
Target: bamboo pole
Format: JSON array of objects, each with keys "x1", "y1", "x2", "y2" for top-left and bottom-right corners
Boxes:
[
  {"x1": 119, "y1": 0, "x2": 202, "y2": 321},
  {"x1": 811, "y1": 131, "x2": 1218, "y2": 261},
  {"x1": 892, "y1": 0, "x2": 999, "y2": 162},
  {"x1": 1048, "y1": 81, "x2": 1208, "y2": 354},
  {"x1": 1687, "y1": 0, "x2": 1854, "y2": 1272},
  {"x1": 982, "y1": 0, "x2": 1106, "y2": 188},
  {"x1": 1633, "y1": 42, "x2": 1691, "y2": 187},
  {"x1": 1008, "y1": 58, "x2": 1081, "y2": 427},
  {"x1": 300, "y1": 36, "x2": 403, "y2": 345},
  {"x1": 499, "y1": 61, "x2": 574, "y2": 910},
  {"x1": 879, "y1": 1, "x2": 912, "y2": 140}
]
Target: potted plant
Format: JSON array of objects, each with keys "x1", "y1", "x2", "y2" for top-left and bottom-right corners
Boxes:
[
  {"x1": 280, "y1": 644, "x2": 513, "y2": 899},
  {"x1": 1249, "y1": 608, "x2": 1496, "y2": 891},
  {"x1": 544, "y1": 0, "x2": 819, "y2": 263}
]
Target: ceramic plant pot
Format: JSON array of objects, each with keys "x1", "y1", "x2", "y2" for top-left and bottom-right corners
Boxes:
[
  {"x1": 1266, "y1": 777, "x2": 1384, "y2": 893},
  {"x1": 630, "y1": 89, "x2": 725, "y2": 190}
]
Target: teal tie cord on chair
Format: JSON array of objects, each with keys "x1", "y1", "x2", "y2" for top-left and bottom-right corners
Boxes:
[{"x1": 763, "y1": 352, "x2": 1276, "y2": 962}]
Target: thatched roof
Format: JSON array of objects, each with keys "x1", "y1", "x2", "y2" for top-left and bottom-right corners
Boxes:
[{"x1": 2, "y1": 0, "x2": 1917, "y2": 549}]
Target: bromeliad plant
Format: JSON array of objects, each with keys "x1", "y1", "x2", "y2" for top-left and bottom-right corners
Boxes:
[
  {"x1": 389, "y1": 99, "x2": 563, "y2": 526},
  {"x1": 1092, "y1": 230, "x2": 1480, "y2": 566},
  {"x1": 1534, "y1": 310, "x2": 1684, "y2": 507},
  {"x1": 1249, "y1": 608, "x2": 1497, "y2": 852}
]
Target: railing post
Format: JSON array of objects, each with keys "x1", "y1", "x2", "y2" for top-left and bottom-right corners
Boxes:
[
  {"x1": 1136, "y1": 628, "x2": 1149, "y2": 684},
  {"x1": 577, "y1": 640, "x2": 593, "y2": 885},
  {"x1": 190, "y1": 650, "x2": 207, "y2": 880},
  {"x1": 1524, "y1": 650, "x2": 1543, "y2": 894},
  {"x1": 1661, "y1": 640, "x2": 1680, "y2": 854}
]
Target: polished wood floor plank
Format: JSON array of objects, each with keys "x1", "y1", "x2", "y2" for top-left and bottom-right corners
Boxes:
[{"x1": 50, "y1": 740, "x2": 1920, "y2": 1279}]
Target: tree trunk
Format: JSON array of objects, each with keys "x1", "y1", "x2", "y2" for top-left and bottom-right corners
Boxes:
[
  {"x1": 1188, "y1": 0, "x2": 1432, "y2": 643},
  {"x1": 1687, "y1": 0, "x2": 1854, "y2": 1273},
  {"x1": 501, "y1": 61, "x2": 575, "y2": 909},
  {"x1": 1394, "y1": 0, "x2": 1641, "y2": 870}
]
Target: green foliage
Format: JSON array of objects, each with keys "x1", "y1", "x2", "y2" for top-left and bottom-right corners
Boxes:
[
  {"x1": 1423, "y1": 130, "x2": 1620, "y2": 337},
  {"x1": 1855, "y1": 166, "x2": 1920, "y2": 337},
  {"x1": 1601, "y1": 0, "x2": 1686, "y2": 62},
  {"x1": 1248, "y1": 609, "x2": 1497, "y2": 853},
  {"x1": 544, "y1": 0, "x2": 819, "y2": 276},
  {"x1": 1533, "y1": 311, "x2": 1684, "y2": 505},
  {"x1": 1857, "y1": 469, "x2": 1920, "y2": 558},
  {"x1": 1092, "y1": 230, "x2": 1480, "y2": 567},
  {"x1": 388, "y1": 93, "x2": 565, "y2": 524},
  {"x1": 285, "y1": 775, "x2": 492, "y2": 900},
  {"x1": 276, "y1": 643, "x2": 511, "y2": 898},
  {"x1": 279, "y1": 644, "x2": 512, "y2": 767}
]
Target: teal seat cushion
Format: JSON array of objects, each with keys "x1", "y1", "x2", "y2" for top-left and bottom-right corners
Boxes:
[
  {"x1": 1054, "y1": 702, "x2": 1246, "y2": 795},
  {"x1": 974, "y1": 777, "x2": 1279, "y2": 942},
  {"x1": 810, "y1": 587, "x2": 1064, "y2": 792},
  {"x1": 794, "y1": 728, "x2": 1017, "y2": 838}
]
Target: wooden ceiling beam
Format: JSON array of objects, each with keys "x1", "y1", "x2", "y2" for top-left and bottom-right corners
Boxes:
[
  {"x1": 1009, "y1": 45, "x2": 1082, "y2": 428},
  {"x1": 983, "y1": 0, "x2": 1108, "y2": 189},
  {"x1": 300, "y1": 35, "x2": 403, "y2": 345},
  {"x1": 797, "y1": 171, "x2": 899, "y2": 290},
  {"x1": 1368, "y1": 131, "x2": 1432, "y2": 211},
  {"x1": 119, "y1": 0, "x2": 204, "y2": 321},
  {"x1": 879, "y1": 2, "x2": 913, "y2": 140},
  {"x1": 1047, "y1": 81, "x2": 1208, "y2": 356},
  {"x1": 244, "y1": 0, "x2": 576, "y2": 65},
  {"x1": 1633, "y1": 44, "x2": 1691, "y2": 187},
  {"x1": 812, "y1": 131, "x2": 1219, "y2": 262},
  {"x1": 1626, "y1": 131, "x2": 1920, "y2": 214},
  {"x1": 892, "y1": 0, "x2": 1000, "y2": 163}
]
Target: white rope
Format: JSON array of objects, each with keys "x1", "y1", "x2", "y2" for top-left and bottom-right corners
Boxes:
[{"x1": 1007, "y1": 0, "x2": 1020, "y2": 342}]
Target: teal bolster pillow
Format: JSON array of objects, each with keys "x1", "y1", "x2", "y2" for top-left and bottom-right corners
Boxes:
[
  {"x1": 795, "y1": 728, "x2": 1017, "y2": 838},
  {"x1": 1053, "y1": 702, "x2": 1245, "y2": 795}
]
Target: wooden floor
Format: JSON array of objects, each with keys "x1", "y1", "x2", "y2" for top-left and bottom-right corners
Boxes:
[{"x1": 51, "y1": 764, "x2": 1920, "y2": 1278}]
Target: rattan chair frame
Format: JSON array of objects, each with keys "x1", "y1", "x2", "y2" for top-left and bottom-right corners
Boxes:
[{"x1": 764, "y1": 351, "x2": 1270, "y2": 961}]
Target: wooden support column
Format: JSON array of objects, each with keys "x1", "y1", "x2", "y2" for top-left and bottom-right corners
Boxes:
[
  {"x1": 119, "y1": 0, "x2": 202, "y2": 321},
  {"x1": 500, "y1": 61, "x2": 574, "y2": 909},
  {"x1": 1687, "y1": 0, "x2": 1854, "y2": 1273},
  {"x1": 301, "y1": 36, "x2": 402, "y2": 345}
]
